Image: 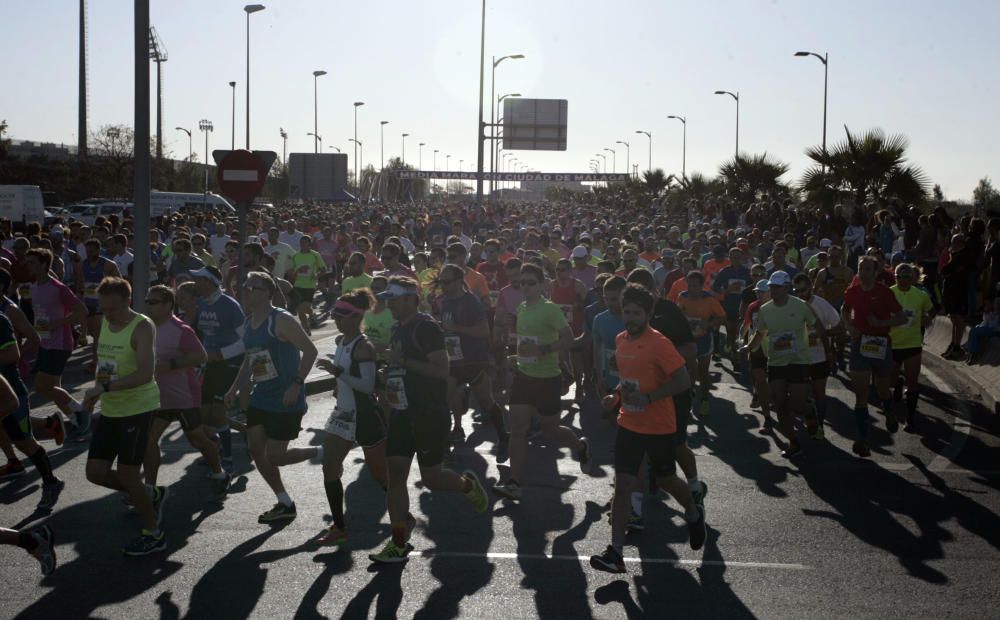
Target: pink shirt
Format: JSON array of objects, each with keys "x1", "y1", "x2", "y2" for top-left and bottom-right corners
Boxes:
[
  {"x1": 154, "y1": 315, "x2": 205, "y2": 409},
  {"x1": 30, "y1": 278, "x2": 79, "y2": 351}
]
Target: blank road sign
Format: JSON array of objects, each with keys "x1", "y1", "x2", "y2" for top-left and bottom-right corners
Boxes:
[{"x1": 502, "y1": 98, "x2": 567, "y2": 151}]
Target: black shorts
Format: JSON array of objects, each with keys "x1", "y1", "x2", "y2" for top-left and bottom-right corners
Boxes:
[
  {"x1": 202, "y1": 356, "x2": 244, "y2": 405},
  {"x1": 86, "y1": 304, "x2": 102, "y2": 318},
  {"x1": 292, "y1": 287, "x2": 315, "y2": 308},
  {"x1": 34, "y1": 348, "x2": 72, "y2": 376},
  {"x1": 892, "y1": 347, "x2": 922, "y2": 363},
  {"x1": 247, "y1": 407, "x2": 305, "y2": 441},
  {"x1": 323, "y1": 402, "x2": 386, "y2": 448},
  {"x1": 450, "y1": 363, "x2": 490, "y2": 386},
  {"x1": 672, "y1": 389, "x2": 692, "y2": 446},
  {"x1": 509, "y1": 371, "x2": 562, "y2": 416},
  {"x1": 0, "y1": 395, "x2": 32, "y2": 442},
  {"x1": 385, "y1": 408, "x2": 450, "y2": 468},
  {"x1": 809, "y1": 360, "x2": 830, "y2": 381},
  {"x1": 614, "y1": 426, "x2": 677, "y2": 478},
  {"x1": 87, "y1": 412, "x2": 153, "y2": 466},
  {"x1": 750, "y1": 351, "x2": 768, "y2": 371},
  {"x1": 767, "y1": 363, "x2": 811, "y2": 384},
  {"x1": 155, "y1": 408, "x2": 202, "y2": 432}
]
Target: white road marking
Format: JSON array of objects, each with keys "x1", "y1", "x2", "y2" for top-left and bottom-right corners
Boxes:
[{"x1": 416, "y1": 550, "x2": 812, "y2": 570}]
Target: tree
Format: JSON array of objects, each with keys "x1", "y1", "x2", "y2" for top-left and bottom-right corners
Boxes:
[
  {"x1": 717, "y1": 152, "x2": 791, "y2": 203},
  {"x1": 641, "y1": 168, "x2": 670, "y2": 197},
  {"x1": 974, "y1": 177, "x2": 1000, "y2": 211},
  {"x1": 800, "y1": 126, "x2": 929, "y2": 207},
  {"x1": 932, "y1": 184, "x2": 944, "y2": 202},
  {"x1": 0, "y1": 119, "x2": 9, "y2": 159}
]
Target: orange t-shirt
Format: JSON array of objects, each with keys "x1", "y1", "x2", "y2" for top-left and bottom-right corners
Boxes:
[
  {"x1": 677, "y1": 292, "x2": 726, "y2": 338},
  {"x1": 702, "y1": 258, "x2": 730, "y2": 290},
  {"x1": 463, "y1": 269, "x2": 491, "y2": 302},
  {"x1": 614, "y1": 327, "x2": 686, "y2": 435},
  {"x1": 666, "y1": 277, "x2": 688, "y2": 303}
]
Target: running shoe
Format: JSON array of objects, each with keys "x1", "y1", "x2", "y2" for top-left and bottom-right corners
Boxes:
[
  {"x1": 369, "y1": 540, "x2": 414, "y2": 564},
  {"x1": 317, "y1": 524, "x2": 348, "y2": 546},
  {"x1": 781, "y1": 441, "x2": 802, "y2": 459},
  {"x1": 209, "y1": 470, "x2": 232, "y2": 494},
  {"x1": 37, "y1": 480, "x2": 65, "y2": 511},
  {"x1": 29, "y1": 525, "x2": 56, "y2": 576},
  {"x1": 258, "y1": 502, "x2": 297, "y2": 523},
  {"x1": 688, "y1": 505, "x2": 707, "y2": 551},
  {"x1": 48, "y1": 414, "x2": 66, "y2": 446},
  {"x1": 590, "y1": 545, "x2": 626, "y2": 574},
  {"x1": 885, "y1": 411, "x2": 899, "y2": 434},
  {"x1": 750, "y1": 394, "x2": 760, "y2": 409},
  {"x1": 493, "y1": 480, "x2": 523, "y2": 501},
  {"x1": 0, "y1": 461, "x2": 25, "y2": 480},
  {"x1": 810, "y1": 425, "x2": 826, "y2": 440},
  {"x1": 626, "y1": 511, "x2": 645, "y2": 532},
  {"x1": 463, "y1": 470, "x2": 489, "y2": 513},
  {"x1": 698, "y1": 398, "x2": 710, "y2": 417},
  {"x1": 122, "y1": 530, "x2": 166, "y2": 556},
  {"x1": 449, "y1": 426, "x2": 466, "y2": 442},
  {"x1": 74, "y1": 409, "x2": 91, "y2": 435},
  {"x1": 851, "y1": 441, "x2": 871, "y2": 458},
  {"x1": 227, "y1": 411, "x2": 248, "y2": 432},
  {"x1": 576, "y1": 437, "x2": 595, "y2": 475},
  {"x1": 758, "y1": 418, "x2": 774, "y2": 435},
  {"x1": 495, "y1": 432, "x2": 510, "y2": 464},
  {"x1": 690, "y1": 480, "x2": 708, "y2": 508},
  {"x1": 151, "y1": 485, "x2": 170, "y2": 527}
]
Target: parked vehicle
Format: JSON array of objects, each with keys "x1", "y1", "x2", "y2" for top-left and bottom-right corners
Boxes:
[
  {"x1": 0, "y1": 185, "x2": 46, "y2": 226},
  {"x1": 150, "y1": 191, "x2": 235, "y2": 216}
]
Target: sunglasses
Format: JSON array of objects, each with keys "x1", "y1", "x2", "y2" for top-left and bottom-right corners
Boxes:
[{"x1": 144, "y1": 298, "x2": 166, "y2": 305}]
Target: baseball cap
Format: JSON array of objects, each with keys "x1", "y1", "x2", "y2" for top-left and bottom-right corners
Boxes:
[
  {"x1": 571, "y1": 245, "x2": 589, "y2": 259},
  {"x1": 579, "y1": 233, "x2": 591, "y2": 241},
  {"x1": 713, "y1": 244, "x2": 727, "y2": 257},
  {"x1": 376, "y1": 281, "x2": 419, "y2": 300},
  {"x1": 819, "y1": 238, "x2": 832, "y2": 248},
  {"x1": 768, "y1": 271, "x2": 791, "y2": 287},
  {"x1": 660, "y1": 248, "x2": 675, "y2": 259},
  {"x1": 754, "y1": 279, "x2": 770, "y2": 293},
  {"x1": 189, "y1": 266, "x2": 222, "y2": 285}
]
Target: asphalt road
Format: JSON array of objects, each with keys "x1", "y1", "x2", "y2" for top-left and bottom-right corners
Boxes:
[{"x1": 3, "y1": 353, "x2": 1000, "y2": 619}]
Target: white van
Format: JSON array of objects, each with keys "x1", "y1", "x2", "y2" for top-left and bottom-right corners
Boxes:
[
  {"x1": 150, "y1": 191, "x2": 235, "y2": 217},
  {"x1": 0, "y1": 185, "x2": 46, "y2": 224},
  {"x1": 76, "y1": 202, "x2": 133, "y2": 226}
]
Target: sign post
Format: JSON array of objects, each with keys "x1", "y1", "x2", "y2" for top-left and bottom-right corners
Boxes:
[{"x1": 213, "y1": 149, "x2": 277, "y2": 295}]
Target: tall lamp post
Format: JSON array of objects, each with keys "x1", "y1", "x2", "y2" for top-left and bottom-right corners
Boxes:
[
  {"x1": 175, "y1": 127, "x2": 192, "y2": 161},
  {"x1": 616, "y1": 140, "x2": 630, "y2": 177},
  {"x1": 714, "y1": 90, "x2": 739, "y2": 156},
  {"x1": 494, "y1": 92, "x2": 520, "y2": 199},
  {"x1": 794, "y1": 51, "x2": 829, "y2": 162},
  {"x1": 279, "y1": 127, "x2": 287, "y2": 165},
  {"x1": 307, "y1": 132, "x2": 322, "y2": 150},
  {"x1": 595, "y1": 153, "x2": 606, "y2": 173},
  {"x1": 490, "y1": 54, "x2": 524, "y2": 201},
  {"x1": 243, "y1": 4, "x2": 265, "y2": 149},
  {"x1": 349, "y1": 138, "x2": 363, "y2": 191},
  {"x1": 312, "y1": 70, "x2": 326, "y2": 153},
  {"x1": 328, "y1": 145, "x2": 340, "y2": 152},
  {"x1": 401, "y1": 133, "x2": 409, "y2": 167},
  {"x1": 380, "y1": 120, "x2": 389, "y2": 170},
  {"x1": 198, "y1": 119, "x2": 213, "y2": 204},
  {"x1": 604, "y1": 147, "x2": 616, "y2": 173},
  {"x1": 635, "y1": 130, "x2": 651, "y2": 173},
  {"x1": 353, "y1": 101, "x2": 364, "y2": 188},
  {"x1": 228, "y1": 81, "x2": 236, "y2": 149},
  {"x1": 666, "y1": 115, "x2": 687, "y2": 178},
  {"x1": 418, "y1": 142, "x2": 425, "y2": 170}
]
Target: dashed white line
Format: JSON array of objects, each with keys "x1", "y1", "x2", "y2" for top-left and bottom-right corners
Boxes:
[{"x1": 416, "y1": 550, "x2": 812, "y2": 570}]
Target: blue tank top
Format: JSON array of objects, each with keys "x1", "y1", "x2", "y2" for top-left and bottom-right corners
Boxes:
[
  {"x1": 244, "y1": 307, "x2": 305, "y2": 413},
  {"x1": 81, "y1": 258, "x2": 109, "y2": 308}
]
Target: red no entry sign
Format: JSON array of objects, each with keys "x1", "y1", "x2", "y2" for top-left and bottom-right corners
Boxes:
[{"x1": 213, "y1": 149, "x2": 277, "y2": 203}]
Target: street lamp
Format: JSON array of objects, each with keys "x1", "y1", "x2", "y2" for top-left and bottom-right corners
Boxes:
[
  {"x1": 794, "y1": 51, "x2": 829, "y2": 161},
  {"x1": 353, "y1": 101, "x2": 364, "y2": 188},
  {"x1": 243, "y1": 4, "x2": 265, "y2": 149},
  {"x1": 228, "y1": 81, "x2": 236, "y2": 149},
  {"x1": 616, "y1": 141, "x2": 630, "y2": 177},
  {"x1": 328, "y1": 145, "x2": 340, "y2": 152},
  {"x1": 490, "y1": 54, "x2": 524, "y2": 201},
  {"x1": 714, "y1": 90, "x2": 739, "y2": 156},
  {"x1": 307, "y1": 132, "x2": 322, "y2": 150},
  {"x1": 635, "y1": 130, "x2": 651, "y2": 173},
  {"x1": 312, "y1": 70, "x2": 327, "y2": 153},
  {"x1": 604, "y1": 147, "x2": 616, "y2": 173},
  {"x1": 349, "y1": 138, "x2": 363, "y2": 188},
  {"x1": 666, "y1": 115, "x2": 687, "y2": 178},
  {"x1": 494, "y1": 92, "x2": 521, "y2": 198},
  {"x1": 446, "y1": 154, "x2": 451, "y2": 171},
  {"x1": 175, "y1": 127, "x2": 192, "y2": 161},
  {"x1": 401, "y1": 133, "x2": 409, "y2": 167},
  {"x1": 418, "y1": 142, "x2": 425, "y2": 170},
  {"x1": 198, "y1": 119, "x2": 213, "y2": 203},
  {"x1": 595, "y1": 153, "x2": 606, "y2": 173},
  {"x1": 279, "y1": 127, "x2": 287, "y2": 165},
  {"x1": 380, "y1": 120, "x2": 389, "y2": 170}
]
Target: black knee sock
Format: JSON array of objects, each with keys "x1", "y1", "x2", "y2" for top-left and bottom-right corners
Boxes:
[
  {"x1": 489, "y1": 404, "x2": 507, "y2": 435},
  {"x1": 17, "y1": 530, "x2": 37, "y2": 551},
  {"x1": 324, "y1": 479, "x2": 345, "y2": 529},
  {"x1": 905, "y1": 389, "x2": 919, "y2": 417},
  {"x1": 28, "y1": 447, "x2": 57, "y2": 485}
]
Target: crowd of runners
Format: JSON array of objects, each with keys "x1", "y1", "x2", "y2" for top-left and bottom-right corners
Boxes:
[{"x1": 1, "y1": 193, "x2": 993, "y2": 576}]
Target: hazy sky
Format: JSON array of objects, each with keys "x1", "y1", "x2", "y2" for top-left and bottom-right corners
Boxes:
[{"x1": 3, "y1": 0, "x2": 998, "y2": 200}]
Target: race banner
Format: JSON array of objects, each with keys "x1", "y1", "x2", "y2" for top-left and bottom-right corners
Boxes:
[{"x1": 396, "y1": 171, "x2": 631, "y2": 182}]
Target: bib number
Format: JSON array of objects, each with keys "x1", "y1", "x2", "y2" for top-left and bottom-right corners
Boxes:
[
  {"x1": 769, "y1": 332, "x2": 798, "y2": 358},
  {"x1": 96, "y1": 359, "x2": 119, "y2": 384},
  {"x1": 444, "y1": 335, "x2": 464, "y2": 361},
  {"x1": 727, "y1": 279, "x2": 745, "y2": 294},
  {"x1": 604, "y1": 349, "x2": 619, "y2": 379},
  {"x1": 385, "y1": 369, "x2": 409, "y2": 410},
  {"x1": 560, "y1": 304, "x2": 575, "y2": 324},
  {"x1": 489, "y1": 290, "x2": 500, "y2": 308},
  {"x1": 860, "y1": 335, "x2": 888, "y2": 360},
  {"x1": 517, "y1": 335, "x2": 539, "y2": 365},
  {"x1": 324, "y1": 406, "x2": 357, "y2": 442},
  {"x1": 903, "y1": 310, "x2": 916, "y2": 329},
  {"x1": 621, "y1": 378, "x2": 643, "y2": 413},
  {"x1": 84, "y1": 283, "x2": 100, "y2": 300},
  {"x1": 249, "y1": 349, "x2": 279, "y2": 383},
  {"x1": 688, "y1": 318, "x2": 705, "y2": 338},
  {"x1": 807, "y1": 329, "x2": 820, "y2": 348}
]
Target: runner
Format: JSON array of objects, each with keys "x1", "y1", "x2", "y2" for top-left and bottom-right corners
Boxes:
[
  {"x1": 888, "y1": 263, "x2": 934, "y2": 432},
  {"x1": 551, "y1": 258, "x2": 588, "y2": 401},
  {"x1": 81, "y1": 277, "x2": 167, "y2": 555},
  {"x1": 315, "y1": 288, "x2": 389, "y2": 546},
  {"x1": 841, "y1": 256, "x2": 908, "y2": 457},
  {"x1": 590, "y1": 283, "x2": 706, "y2": 573},
  {"x1": 436, "y1": 264, "x2": 509, "y2": 456},
  {"x1": 368, "y1": 276, "x2": 488, "y2": 564},
  {"x1": 739, "y1": 271, "x2": 822, "y2": 457},
  {"x1": 676, "y1": 271, "x2": 725, "y2": 416},
  {"x1": 143, "y1": 285, "x2": 230, "y2": 491},
  {"x1": 341, "y1": 252, "x2": 374, "y2": 293},
  {"x1": 791, "y1": 273, "x2": 843, "y2": 439},
  {"x1": 742, "y1": 279, "x2": 774, "y2": 430},
  {"x1": 493, "y1": 263, "x2": 593, "y2": 502},
  {"x1": 191, "y1": 266, "x2": 245, "y2": 472},
  {"x1": 224, "y1": 271, "x2": 321, "y2": 523},
  {"x1": 80, "y1": 239, "x2": 121, "y2": 367},
  {"x1": 290, "y1": 235, "x2": 327, "y2": 336},
  {"x1": 711, "y1": 247, "x2": 752, "y2": 361}
]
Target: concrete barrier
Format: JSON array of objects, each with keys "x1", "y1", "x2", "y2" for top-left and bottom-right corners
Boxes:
[{"x1": 923, "y1": 316, "x2": 1000, "y2": 414}]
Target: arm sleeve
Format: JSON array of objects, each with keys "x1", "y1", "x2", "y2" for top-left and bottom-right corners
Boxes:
[{"x1": 339, "y1": 360, "x2": 376, "y2": 394}]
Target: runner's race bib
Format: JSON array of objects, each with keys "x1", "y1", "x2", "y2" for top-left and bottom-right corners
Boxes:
[
  {"x1": 84, "y1": 282, "x2": 100, "y2": 300},
  {"x1": 385, "y1": 368, "x2": 409, "y2": 410},
  {"x1": 688, "y1": 317, "x2": 705, "y2": 338},
  {"x1": 444, "y1": 335, "x2": 464, "y2": 361},
  {"x1": 860, "y1": 335, "x2": 888, "y2": 360},
  {"x1": 324, "y1": 406, "x2": 357, "y2": 442},
  {"x1": 604, "y1": 349, "x2": 619, "y2": 380},
  {"x1": 248, "y1": 349, "x2": 279, "y2": 382},
  {"x1": 727, "y1": 279, "x2": 745, "y2": 295},
  {"x1": 34, "y1": 311, "x2": 50, "y2": 339},
  {"x1": 560, "y1": 304, "x2": 575, "y2": 324},
  {"x1": 489, "y1": 290, "x2": 500, "y2": 308},
  {"x1": 808, "y1": 329, "x2": 820, "y2": 348},
  {"x1": 517, "y1": 335, "x2": 540, "y2": 364},
  {"x1": 903, "y1": 310, "x2": 916, "y2": 329},
  {"x1": 96, "y1": 359, "x2": 119, "y2": 383},
  {"x1": 18, "y1": 284, "x2": 31, "y2": 301},
  {"x1": 769, "y1": 332, "x2": 797, "y2": 357},
  {"x1": 621, "y1": 378, "x2": 643, "y2": 413}
]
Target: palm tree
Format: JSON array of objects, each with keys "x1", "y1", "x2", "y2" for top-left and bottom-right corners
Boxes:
[
  {"x1": 641, "y1": 168, "x2": 670, "y2": 197},
  {"x1": 717, "y1": 152, "x2": 791, "y2": 202},
  {"x1": 800, "y1": 126, "x2": 928, "y2": 207}
]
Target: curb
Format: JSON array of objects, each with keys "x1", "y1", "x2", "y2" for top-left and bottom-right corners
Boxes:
[
  {"x1": 304, "y1": 375, "x2": 337, "y2": 397},
  {"x1": 922, "y1": 350, "x2": 997, "y2": 415}
]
